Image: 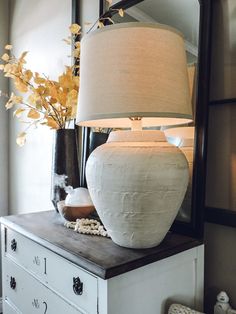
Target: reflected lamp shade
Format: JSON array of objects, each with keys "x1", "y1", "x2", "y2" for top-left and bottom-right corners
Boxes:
[
  {"x1": 76, "y1": 22, "x2": 192, "y2": 128},
  {"x1": 76, "y1": 23, "x2": 193, "y2": 249}
]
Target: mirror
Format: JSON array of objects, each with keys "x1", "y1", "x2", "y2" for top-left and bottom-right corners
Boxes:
[
  {"x1": 112, "y1": 0, "x2": 199, "y2": 63},
  {"x1": 204, "y1": 0, "x2": 236, "y2": 228},
  {"x1": 103, "y1": 0, "x2": 199, "y2": 225}
]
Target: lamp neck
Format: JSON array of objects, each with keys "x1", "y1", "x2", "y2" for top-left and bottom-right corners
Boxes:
[{"x1": 130, "y1": 117, "x2": 142, "y2": 131}]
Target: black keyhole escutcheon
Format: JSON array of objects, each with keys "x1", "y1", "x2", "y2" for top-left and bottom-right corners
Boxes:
[
  {"x1": 10, "y1": 276, "x2": 16, "y2": 290},
  {"x1": 11, "y1": 239, "x2": 17, "y2": 251}
]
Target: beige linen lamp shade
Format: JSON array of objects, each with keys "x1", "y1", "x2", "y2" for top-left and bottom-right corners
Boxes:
[{"x1": 76, "y1": 22, "x2": 192, "y2": 128}]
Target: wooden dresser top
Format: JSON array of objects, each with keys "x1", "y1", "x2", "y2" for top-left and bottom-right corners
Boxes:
[{"x1": 0, "y1": 211, "x2": 202, "y2": 279}]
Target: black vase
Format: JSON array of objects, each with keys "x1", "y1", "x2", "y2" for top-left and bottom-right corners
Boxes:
[
  {"x1": 89, "y1": 132, "x2": 109, "y2": 155},
  {"x1": 51, "y1": 129, "x2": 80, "y2": 212}
]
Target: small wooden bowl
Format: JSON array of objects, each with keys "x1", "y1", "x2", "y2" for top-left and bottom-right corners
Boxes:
[{"x1": 58, "y1": 201, "x2": 95, "y2": 221}]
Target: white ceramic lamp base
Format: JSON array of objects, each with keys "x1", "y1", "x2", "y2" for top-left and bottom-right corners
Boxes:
[{"x1": 86, "y1": 130, "x2": 189, "y2": 249}]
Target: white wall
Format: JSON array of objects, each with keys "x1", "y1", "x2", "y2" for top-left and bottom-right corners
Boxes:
[
  {"x1": 79, "y1": 0, "x2": 100, "y2": 33},
  {"x1": 9, "y1": 0, "x2": 72, "y2": 214},
  {"x1": 0, "y1": 0, "x2": 9, "y2": 217},
  {"x1": 0, "y1": 0, "x2": 9, "y2": 301}
]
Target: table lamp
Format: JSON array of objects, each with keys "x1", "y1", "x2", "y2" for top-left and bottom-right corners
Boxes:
[{"x1": 76, "y1": 23, "x2": 192, "y2": 249}]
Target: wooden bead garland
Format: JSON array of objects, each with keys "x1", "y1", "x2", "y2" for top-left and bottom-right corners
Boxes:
[{"x1": 65, "y1": 218, "x2": 109, "y2": 238}]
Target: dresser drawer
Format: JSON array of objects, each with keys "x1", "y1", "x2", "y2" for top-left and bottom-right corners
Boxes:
[
  {"x1": 3, "y1": 258, "x2": 83, "y2": 314},
  {"x1": 6, "y1": 228, "x2": 46, "y2": 277},
  {"x1": 5, "y1": 228, "x2": 98, "y2": 313}
]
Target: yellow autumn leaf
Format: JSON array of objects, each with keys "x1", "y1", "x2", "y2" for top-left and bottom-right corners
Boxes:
[
  {"x1": 46, "y1": 117, "x2": 59, "y2": 129},
  {"x1": 73, "y1": 48, "x2": 80, "y2": 58},
  {"x1": 19, "y1": 51, "x2": 28, "y2": 62},
  {"x1": 42, "y1": 87, "x2": 50, "y2": 97},
  {"x1": 58, "y1": 69, "x2": 74, "y2": 89},
  {"x1": 28, "y1": 93, "x2": 41, "y2": 106},
  {"x1": 4, "y1": 72, "x2": 14, "y2": 79},
  {"x1": 75, "y1": 41, "x2": 80, "y2": 48},
  {"x1": 23, "y1": 69, "x2": 33, "y2": 81},
  {"x1": 118, "y1": 9, "x2": 124, "y2": 17},
  {"x1": 5, "y1": 99, "x2": 14, "y2": 109},
  {"x1": 4, "y1": 63, "x2": 13, "y2": 73},
  {"x1": 66, "y1": 89, "x2": 78, "y2": 105},
  {"x1": 60, "y1": 108, "x2": 69, "y2": 117},
  {"x1": 3, "y1": 63, "x2": 20, "y2": 76},
  {"x1": 5, "y1": 44, "x2": 13, "y2": 50},
  {"x1": 16, "y1": 132, "x2": 26, "y2": 147},
  {"x1": 13, "y1": 108, "x2": 25, "y2": 118},
  {"x1": 1, "y1": 53, "x2": 9, "y2": 61},
  {"x1": 36, "y1": 103, "x2": 43, "y2": 111},
  {"x1": 47, "y1": 84, "x2": 58, "y2": 99},
  {"x1": 0, "y1": 64, "x2": 4, "y2": 70},
  {"x1": 5, "y1": 93, "x2": 23, "y2": 109},
  {"x1": 66, "y1": 89, "x2": 78, "y2": 118},
  {"x1": 27, "y1": 109, "x2": 41, "y2": 119},
  {"x1": 14, "y1": 78, "x2": 28, "y2": 93},
  {"x1": 34, "y1": 72, "x2": 46, "y2": 84},
  {"x1": 98, "y1": 21, "x2": 104, "y2": 28},
  {"x1": 50, "y1": 97, "x2": 58, "y2": 104},
  {"x1": 69, "y1": 24, "x2": 81, "y2": 34},
  {"x1": 3, "y1": 63, "x2": 11, "y2": 72},
  {"x1": 12, "y1": 95, "x2": 23, "y2": 104},
  {"x1": 73, "y1": 76, "x2": 80, "y2": 88},
  {"x1": 57, "y1": 91, "x2": 67, "y2": 106},
  {"x1": 36, "y1": 85, "x2": 46, "y2": 95}
]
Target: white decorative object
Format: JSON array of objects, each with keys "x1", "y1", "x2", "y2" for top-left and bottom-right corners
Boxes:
[
  {"x1": 169, "y1": 304, "x2": 204, "y2": 314},
  {"x1": 77, "y1": 23, "x2": 192, "y2": 248},
  {"x1": 86, "y1": 130, "x2": 189, "y2": 248},
  {"x1": 65, "y1": 187, "x2": 93, "y2": 207},
  {"x1": 214, "y1": 291, "x2": 232, "y2": 314},
  {"x1": 65, "y1": 218, "x2": 109, "y2": 237}
]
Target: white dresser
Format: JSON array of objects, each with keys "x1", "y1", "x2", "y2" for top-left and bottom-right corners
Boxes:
[{"x1": 1, "y1": 211, "x2": 204, "y2": 314}]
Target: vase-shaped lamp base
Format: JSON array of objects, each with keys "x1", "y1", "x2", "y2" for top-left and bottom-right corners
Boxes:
[{"x1": 86, "y1": 130, "x2": 189, "y2": 249}]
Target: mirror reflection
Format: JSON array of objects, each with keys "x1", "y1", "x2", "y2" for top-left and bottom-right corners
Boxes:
[{"x1": 112, "y1": 0, "x2": 200, "y2": 223}]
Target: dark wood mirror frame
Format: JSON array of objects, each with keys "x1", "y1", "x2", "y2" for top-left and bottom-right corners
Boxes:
[
  {"x1": 201, "y1": 0, "x2": 236, "y2": 229},
  {"x1": 72, "y1": 0, "x2": 213, "y2": 238}
]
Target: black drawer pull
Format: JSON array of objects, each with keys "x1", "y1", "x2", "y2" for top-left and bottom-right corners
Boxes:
[
  {"x1": 10, "y1": 276, "x2": 16, "y2": 290},
  {"x1": 73, "y1": 277, "x2": 83, "y2": 295},
  {"x1": 11, "y1": 239, "x2": 17, "y2": 251}
]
